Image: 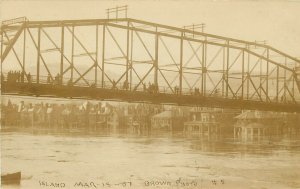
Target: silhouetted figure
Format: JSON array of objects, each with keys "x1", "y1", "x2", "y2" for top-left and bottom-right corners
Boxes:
[
  {"x1": 47, "y1": 74, "x2": 51, "y2": 84},
  {"x1": 123, "y1": 80, "x2": 129, "y2": 90},
  {"x1": 67, "y1": 79, "x2": 72, "y2": 86},
  {"x1": 55, "y1": 74, "x2": 60, "y2": 85},
  {"x1": 27, "y1": 73, "x2": 32, "y2": 83},
  {"x1": 214, "y1": 89, "x2": 219, "y2": 96},
  {"x1": 154, "y1": 84, "x2": 159, "y2": 93},
  {"x1": 17, "y1": 71, "x2": 21, "y2": 82},
  {"x1": 194, "y1": 87, "x2": 200, "y2": 95},
  {"x1": 112, "y1": 80, "x2": 116, "y2": 89},
  {"x1": 174, "y1": 86, "x2": 179, "y2": 94},
  {"x1": 91, "y1": 83, "x2": 96, "y2": 88},
  {"x1": 21, "y1": 71, "x2": 25, "y2": 82}
]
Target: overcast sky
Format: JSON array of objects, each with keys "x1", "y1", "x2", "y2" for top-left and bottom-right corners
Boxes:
[{"x1": 1, "y1": 0, "x2": 300, "y2": 57}]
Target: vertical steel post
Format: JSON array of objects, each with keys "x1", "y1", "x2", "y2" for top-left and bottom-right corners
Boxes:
[
  {"x1": 0, "y1": 30, "x2": 3, "y2": 57},
  {"x1": 202, "y1": 42, "x2": 205, "y2": 95},
  {"x1": 247, "y1": 50, "x2": 250, "y2": 99},
  {"x1": 37, "y1": 27, "x2": 41, "y2": 84},
  {"x1": 284, "y1": 57, "x2": 287, "y2": 102},
  {"x1": 276, "y1": 65, "x2": 279, "y2": 102},
  {"x1": 95, "y1": 25, "x2": 99, "y2": 86},
  {"x1": 154, "y1": 30, "x2": 159, "y2": 88},
  {"x1": 292, "y1": 63, "x2": 295, "y2": 98},
  {"x1": 259, "y1": 56, "x2": 262, "y2": 97},
  {"x1": 266, "y1": 49, "x2": 269, "y2": 101},
  {"x1": 130, "y1": 29, "x2": 133, "y2": 90},
  {"x1": 292, "y1": 70, "x2": 295, "y2": 99},
  {"x1": 226, "y1": 40, "x2": 229, "y2": 97},
  {"x1": 101, "y1": 25, "x2": 106, "y2": 87},
  {"x1": 1, "y1": 30, "x2": 3, "y2": 77},
  {"x1": 179, "y1": 32, "x2": 183, "y2": 94},
  {"x1": 71, "y1": 26, "x2": 75, "y2": 83},
  {"x1": 60, "y1": 26, "x2": 64, "y2": 84},
  {"x1": 241, "y1": 50, "x2": 245, "y2": 99},
  {"x1": 23, "y1": 28, "x2": 26, "y2": 75},
  {"x1": 126, "y1": 21, "x2": 130, "y2": 87},
  {"x1": 222, "y1": 47, "x2": 225, "y2": 96},
  {"x1": 202, "y1": 37, "x2": 207, "y2": 96}
]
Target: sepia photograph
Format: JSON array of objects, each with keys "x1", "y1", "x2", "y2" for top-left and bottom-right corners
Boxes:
[{"x1": 1, "y1": 0, "x2": 300, "y2": 188}]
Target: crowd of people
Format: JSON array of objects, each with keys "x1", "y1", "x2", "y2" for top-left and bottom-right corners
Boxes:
[
  {"x1": 4, "y1": 71, "x2": 31, "y2": 83},
  {"x1": 47, "y1": 73, "x2": 62, "y2": 85},
  {"x1": 3, "y1": 70, "x2": 219, "y2": 97},
  {"x1": 144, "y1": 82, "x2": 159, "y2": 94}
]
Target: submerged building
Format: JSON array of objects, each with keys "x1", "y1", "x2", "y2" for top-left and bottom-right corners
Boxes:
[
  {"x1": 183, "y1": 107, "x2": 220, "y2": 136},
  {"x1": 183, "y1": 107, "x2": 240, "y2": 138},
  {"x1": 151, "y1": 108, "x2": 185, "y2": 132},
  {"x1": 234, "y1": 111, "x2": 285, "y2": 141}
]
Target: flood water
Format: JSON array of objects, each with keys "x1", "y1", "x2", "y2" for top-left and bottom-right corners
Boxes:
[{"x1": 1, "y1": 131, "x2": 300, "y2": 189}]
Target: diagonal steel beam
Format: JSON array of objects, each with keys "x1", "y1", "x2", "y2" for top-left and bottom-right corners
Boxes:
[
  {"x1": 133, "y1": 66, "x2": 154, "y2": 91},
  {"x1": 97, "y1": 64, "x2": 113, "y2": 85},
  {"x1": 131, "y1": 67, "x2": 143, "y2": 82},
  {"x1": 41, "y1": 28, "x2": 90, "y2": 86},
  {"x1": 130, "y1": 22, "x2": 154, "y2": 61},
  {"x1": 206, "y1": 73, "x2": 216, "y2": 88},
  {"x1": 187, "y1": 40, "x2": 202, "y2": 66},
  {"x1": 159, "y1": 37, "x2": 192, "y2": 89},
  {"x1": 249, "y1": 76, "x2": 263, "y2": 102},
  {"x1": 159, "y1": 36, "x2": 179, "y2": 69},
  {"x1": 209, "y1": 77, "x2": 223, "y2": 96},
  {"x1": 114, "y1": 70, "x2": 128, "y2": 88},
  {"x1": 246, "y1": 49, "x2": 292, "y2": 72},
  {"x1": 234, "y1": 76, "x2": 248, "y2": 97},
  {"x1": 285, "y1": 84, "x2": 297, "y2": 104},
  {"x1": 104, "y1": 21, "x2": 297, "y2": 71},
  {"x1": 249, "y1": 49, "x2": 267, "y2": 74},
  {"x1": 66, "y1": 26, "x2": 96, "y2": 62},
  {"x1": 228, "y1": 50, "x2": 242, "y2": 70},
  {"x1": 3, "y1": 31, "x2": 25, "y2": 71},
  {"x1": 170, "y1": 73, "x2": 179, "y2": 86},
  {"x1": 72, "y1": 65, "x2": 94, "y2": 86},
  {"x1": 158, "y1": 68, "x2": 175, "y2": 93},
  {"x1": 1, "y1": 23, "x2": 25, "y2": 62},
  {"x1": 191, "y1": 74, "x2": 202, "y2": 89},
  {"x1": 259, "y1": 84, "x2": 271, "y2": 103},
  {"x1": 106, "y1": 26, "x2": 127, "y2": 58},
  {"x1": 27, "y1": 28, "x2": 54, "y2": 81},
  {"x1": 206, "y1": 46, "x2": 223, "y2": 69}
]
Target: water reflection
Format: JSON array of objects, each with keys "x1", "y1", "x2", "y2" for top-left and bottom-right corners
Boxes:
[{"x1": 1, "y1": 130, "x2": 300, "y2": 189}]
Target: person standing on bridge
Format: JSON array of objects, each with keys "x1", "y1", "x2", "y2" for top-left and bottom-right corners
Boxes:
[
  {"x1": 27, "y1": 73, "x2": 31, "y2": 83},
  {"x1": 17, "y1": 71, "x2": 21, "y2": 82},
  {"x1": 123, "y1": 80, "x2": 129, "y2": 90},
  {"x1": 146, "y1": 82, "x2": 151, "y2": 93},
  {"x1": 112, "y1": 80, "x2": 116, "y2": 89},
  {"x1": 55, "y1": 74, "x2": 61, "y2": 85},
  {"x1": 67, "y1": 79, "x2": 72, "y2": 87},
  {"x1": 154, "y1": 84, "x2": 159, "y2": 93},
  {"x1": 47, "y1": 74, "x2": 51, "y2": 84},
  {"x1": 21, "y1": 71, "x2": 25, "y2": 83},
  {"x1": 143, "y1": 83, "x2": 146, "y2": 92}
]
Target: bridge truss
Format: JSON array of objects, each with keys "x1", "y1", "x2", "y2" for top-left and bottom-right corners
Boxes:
[{"x1": 1, "y1": 17, "x2": 300, "y2": 112}]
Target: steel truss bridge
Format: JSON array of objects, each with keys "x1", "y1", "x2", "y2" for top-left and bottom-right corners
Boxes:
[{"x1": 1, "y1": 17, "x2": 300, "y2": 112}]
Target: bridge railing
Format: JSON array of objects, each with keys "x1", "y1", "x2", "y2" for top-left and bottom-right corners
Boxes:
[{"x1": 1, "y1": 72, "x2": 297, "y2": 104}]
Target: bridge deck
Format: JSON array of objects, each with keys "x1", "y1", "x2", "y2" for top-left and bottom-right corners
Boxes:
[{"x1": 2, "y1": 81, "x2": 300, "y2": 113}]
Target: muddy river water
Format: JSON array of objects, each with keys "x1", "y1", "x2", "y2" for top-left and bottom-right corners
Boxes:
[{"x1": 1, "y1": 131, "x2": 300, "y2": 189}]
